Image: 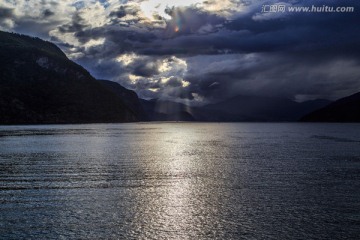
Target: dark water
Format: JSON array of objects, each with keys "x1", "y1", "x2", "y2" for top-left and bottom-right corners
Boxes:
[{"x1": 0, "y1": 123, "x2": 359, "y2": 239}]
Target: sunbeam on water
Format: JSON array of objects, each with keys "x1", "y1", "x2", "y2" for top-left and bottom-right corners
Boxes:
[{"x1": 0, "y1": 123, "x2": 360, "y2": 239}]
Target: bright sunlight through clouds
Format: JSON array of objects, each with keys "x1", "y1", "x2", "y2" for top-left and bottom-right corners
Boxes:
[{"x1": 140, "y1": 0, "x2": 203, "y2": 19}]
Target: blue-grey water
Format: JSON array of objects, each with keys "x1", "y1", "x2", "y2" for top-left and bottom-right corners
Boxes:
[{"x1": 0, "y1": 123, "x2": 359, "y2": 239}]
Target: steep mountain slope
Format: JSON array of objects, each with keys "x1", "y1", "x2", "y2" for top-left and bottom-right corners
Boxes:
[
  {"x1": 0, "y1": 31, "x2": 137, "y2": 124},
  {"x1": 98, "y1": 80, "x2": 147, "y2": 120},
  {"x1": 301, "y1": 92, "x2": 360, "y2": 122},
  {"x1": 137, "y1": 96, "x2": 330, "y2": 122}
]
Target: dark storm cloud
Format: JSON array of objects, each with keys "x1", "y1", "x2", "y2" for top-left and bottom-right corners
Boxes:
[
  {"x1": 60, "y1": 1, "x2": 360, "y2": 59},
  {"x1": 58, "y1": 13, "x2": 89, "y2": 35},
  {"x1": 109, "y1": 6, "x2": 128, "y2": 19},
  {"x1": 53, "y1": 5, "x2": 157, "y2": 58},
  {"x1": 0, "y1": 7, "x2": 14, "y2": 19},
  {"x1": 43, "y1": 9, "x2": 55, "y2": 18},
  {"x1": 109, "y1": 5, "x2": 140, "y2": 19},
  {"x1": 163, "y1": 6, "x2": 224, "y2": 36},
  {"x1": 109, "y1": 0, "x2": 359, "y2": 102},
  {"x1": 184, "y1": 53, "x2": 360, "y2": 102},
  {"x1": 53, "y1": 4, "x2": 226, "y2": 60},
  {"x1": 165, "y1": 77, "x2": 183, "y2": 87},
  {"x1": 225, "y1": 8, "x2": 360, "y2": 55},
  {"x1": 71, "y1": 26, "x2": 157, "y2": 60},
  {"x1": 6, "y1": 0, "x2": 359, "y2": 103},
  {"x1": 132, "y1": 61, "x2": 160, "y2": 77},
  {"x1": 72, "y1": 1, "x2": 360, "y2": 102},
  {"x1": 138, "y1": 3, "x2": 360, "y2": 57}
]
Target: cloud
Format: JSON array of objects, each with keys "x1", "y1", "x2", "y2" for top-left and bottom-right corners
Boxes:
[
  {"x1": 42, "y1": 9, "x2": 55, "y2": 18},
  {"x1": 184, "y1": 53, "x2": 360, "y2": 102},
  {"x1": 0, "y1": 7, "x2": 15, "y2": 29},
  {"x1": 109, "y1": 4, "x2": 142, "y2": 20},
  {"x1": 163, "y1": 6, "x2": 225, "y2": 37},
  {"x1": 132, "y1": 60, "x2": 161, "y2": 77},
  {"x1": 2, "y1": 0, "x2": 360, "y2": 103},
  {"x1": 0, "y1": 7, "x2": 14, "y2": 19}
]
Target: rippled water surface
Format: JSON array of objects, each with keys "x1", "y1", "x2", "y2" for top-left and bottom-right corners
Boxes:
[{"x1": 0, "y1": 123, "x2": 360, "y2": 239}]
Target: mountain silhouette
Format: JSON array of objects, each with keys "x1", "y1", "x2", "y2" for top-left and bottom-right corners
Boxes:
[
  {"x1": 0, "y1": 31, "x2": 137, "y2": 124},
  {"x1": 301, "y1": 92, "x2": 360, "y2": 122}
]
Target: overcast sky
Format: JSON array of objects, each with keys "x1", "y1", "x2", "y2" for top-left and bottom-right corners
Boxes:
[{"x1": 1, "y1": 0, "x2": 359, "y2": 104}]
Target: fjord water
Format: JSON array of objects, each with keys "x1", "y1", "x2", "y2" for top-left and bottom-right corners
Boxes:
[{"x1": 0, "y1": 123, "x2": 359, "y2": 239}]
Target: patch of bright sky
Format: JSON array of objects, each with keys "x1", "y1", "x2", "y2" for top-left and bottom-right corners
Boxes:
[
  {"x1": 84, "y1": 38, "x2": 106, "y2": 49},
  {"x1": 128, "y1": 74, "x2": 141, "y2": 84},
  {"x1": 140, "y1": 0, "x2": 204, "y2": 19},
  {"x1": 116, "y1": 53, "x2": 139, "y2": 66}
]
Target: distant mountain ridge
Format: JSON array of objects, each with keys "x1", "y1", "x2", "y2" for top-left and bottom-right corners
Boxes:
[
  {"x1": 140, "y1": 99, "x2": 195, "y2": 121},
  {"x1": 301, "y1": 92, "x2": 360, "y2": 122},
  {"x1": 135, "y1": 95, "x2": 331, "y2": 122},
  {"x1": 196, "y1": 95, "x2": 331, "y2": 122},
  {"x1": 0, "y1": 31, "x2": 137, "y2": 124}
]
